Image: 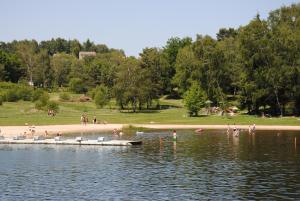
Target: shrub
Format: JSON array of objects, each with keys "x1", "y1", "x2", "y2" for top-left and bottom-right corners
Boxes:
[
  {"x1": 6, "y1": 89, "x2": 19, "y2": 102},
  {"x1": 34, "y1": 91, "x2": 50, "y2": 110},
  {"x1": 94, "y1": 85, "x2": 110, "y2": 108},
  {"x1": 0, "y1": 96, "x2": 3, "y2": 106},
  {"x1": 87, "y1": 88, "x2": 97, "y2": 99},
  {"x1": 38, "y1": 92, "x2": 50, "y2": 105},
  {"x1": 47, "y1": 101, "x2": 59, "y2": 113},
  {"x1": 32, "y1": 89, "x2": 45, "y2": 101},
  {"x1": 35, "y1": 100, "x2": 46, "y2": 110},
  {"x1": 183, "y1": 83, "x2": 207, "y2": 116},
  {"x1": 16, "y1": 86, "x2": 33, "y2": 101},
  {"x1": 0, "y1": 82, "x2": 16, "y2": 90},
  {"x1": 59, "y1": 92, "x2": 71, "y2": 101},
  {"x1": 69, "y1": 78, "x2": 87, "y2": 94}
]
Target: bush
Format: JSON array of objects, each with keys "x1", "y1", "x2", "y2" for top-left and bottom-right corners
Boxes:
[
  {"x1": 59, "y1": 92, "x2": 71, "y2": 101},
  {"x1": 38, "y1": 92, "x2": 50, "y2": 105},
  {"x1": 34, "y1": 91, "x2": 50, "y2": 110},
  {"x1": 183, "y1": 83, "x2": 207, "y2": 116},
  {"x1": 32, "y1": 89, "x2": 45, "y2": 101},
  {"x1": 16, "y1": 86, "x2": 33, "y2": 101},
  {"x1": 47, "y1": 101, "x2": 59, "y2": 113},
  {"x1": 0, "y1": 96, "x2": 3, "y2": 105},
  {"x1": 0, "y1": 82, "x2": 16, "y2": 90},
  {"x1": 6, "y1": 89, "x2": 19, "y2": 102},
  {"x1": 94, "y1": 85, "x2": 110, "y2": 108},
  {"x1": 69, "y1": 78, "x2": 87, "y2": 94},
  {"x1": 0, "y1": 83, "x2": 34, "y2": 102},
  {"x1": 35, "y1": 100, "x2": 46, "y2": 110},
  {"x1": 87, "y1": 88, "x2": 97, "y2": 99}
]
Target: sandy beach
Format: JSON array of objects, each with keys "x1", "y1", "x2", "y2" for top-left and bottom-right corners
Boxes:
[{"x1": 1, "y1": 124, "x2": 300, "y2": 137}]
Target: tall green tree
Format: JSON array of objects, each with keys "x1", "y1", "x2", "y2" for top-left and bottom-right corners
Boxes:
[
  {"x1": 15, "y1": 40, "x2": 38, "y2": 85},
  {"x1": 34, "y1": 49, "x2": 53, "y2": 87},
  {"x1": 0, "y1": 50, "x2": 24, "y2": 82},
  {"x1": 139, "y1": 48, "x2": 167, "y2": 105},
  {"x1": 173, "y1": 46, "x2": 199, "y2": 95},
  {"x1": 51, "y1": 53, "x2": 75, "y2": 87},
  {"x1": 183, "y1": 83, "x2": 207, "y2": 116},
  {"x1": 94, "y1": 85, "x2": 110, "y2": 108},
  {"x1": 238, "y1": 15, "x2": 273, "y2": 114}
]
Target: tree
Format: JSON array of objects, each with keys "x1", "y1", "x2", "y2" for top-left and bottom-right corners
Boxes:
[
  {"x1": 15, "y1": 40, "x2": 38, "y2": 85},
  {"x1": 0, "y1": 50, "x2": 24, "y2": 82},
  {"x1": 238, "y1": 16, "x2": 273, "y2": 114},
  {"x1": 163, "y1": 37, "x2": 192, "y2": 94},
  {"x1": 94, "y1": 85, "x2": 110, "y2": 108},
  {"x1": 217, "y1": 28, "x2": 238, "y2": 41},
  {"x1": 183, "y1": 83, "x2": 207, "y2": 116},
  {"x1": 114, "y1": 57, "x2": 152, "y2": 112},
  {"x1": 83, "y1": 39, "x2": 95, "y2": 51},
  {"x1": 267, "y1": 4, "x2": 300, "y2": 115},
  {"x1": 39, "y1": 38, "x2": 70, "y2": 55},
  {"x1": 51, "y1": 53, "x2": 75, "y2": 87},
  {"x1": 173, "y1": 46, "x2": 198, "y2": 95},
  {"x1": 139, "y1": 48, "x2": 166, "y2": 105},
  {"x1": 34, "y1": 49, "x2": 53, "y2": 87},
  {"x1": 69, "y1": 39, "x2": 82, "y2": 57},
  {"x1": 69, "y1": 78, "x2": 87, "y2": 94}
]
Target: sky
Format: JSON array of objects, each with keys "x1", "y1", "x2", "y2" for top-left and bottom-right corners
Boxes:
[{"x1": 0, "y1": 0, "x2": 298, "y2": 56}]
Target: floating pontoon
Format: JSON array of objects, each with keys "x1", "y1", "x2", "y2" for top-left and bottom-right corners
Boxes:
[{"x1": 0, "y1": 137, "x2": 142, "y2": 146}]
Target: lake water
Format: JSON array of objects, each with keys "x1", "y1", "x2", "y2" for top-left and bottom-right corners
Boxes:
[{"x1": 0, "y1": 130, "x2": 300, "y2": 200}]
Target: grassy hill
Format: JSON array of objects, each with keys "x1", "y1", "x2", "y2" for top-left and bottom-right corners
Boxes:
[{"x1": 0, "y1": 93, "x2": 299, "y2": 126}]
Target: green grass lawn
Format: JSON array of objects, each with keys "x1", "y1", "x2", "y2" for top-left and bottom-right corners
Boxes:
[{"x1": 0, "y1": 96, "x2": 300, "y2": 126}]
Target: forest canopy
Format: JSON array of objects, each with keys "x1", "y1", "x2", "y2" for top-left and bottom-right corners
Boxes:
[{"x1": 0, "y1": 4, "x2": 299, "y2": 116}]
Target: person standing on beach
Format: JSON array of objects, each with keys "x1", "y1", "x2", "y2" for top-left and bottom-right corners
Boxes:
[
  {"x1": 84, "y1": 115, "x2": 88, "y2": 125},
  {"x1": 80, "y1": 115, "x2": 84, "y2": 125},
  {"x1": 93, "y1": 116, "x2": 97, "y2": 124}
]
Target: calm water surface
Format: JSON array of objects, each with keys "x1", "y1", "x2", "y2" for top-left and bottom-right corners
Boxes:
[{"x1": 0, "y1": 130, "x2": 300, "y2": 200}]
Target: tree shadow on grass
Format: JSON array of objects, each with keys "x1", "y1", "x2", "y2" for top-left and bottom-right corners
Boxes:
[
  {"x1": 119, "y1": 104, "x2": 181, "y2": 113},
  {"x1": 119, "y1": 110, "x2": 160, "y2": 114}
]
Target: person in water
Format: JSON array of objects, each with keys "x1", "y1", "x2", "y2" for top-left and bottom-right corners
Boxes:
[
  {"x1": 173, "y1": 130, "x2": 177, "y2": 141},
  {"x1": 93, "y1": 116, "x2": 97, "y2": 124}
]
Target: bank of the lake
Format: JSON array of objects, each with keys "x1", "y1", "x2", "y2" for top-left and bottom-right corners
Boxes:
[{"x1": 1, "y1": 124, "x2": 300, "y2": 138}]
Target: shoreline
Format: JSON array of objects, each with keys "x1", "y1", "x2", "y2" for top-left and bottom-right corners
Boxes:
[{"x1": 1, "y1": 124, "x2": 300, "y2": 137}]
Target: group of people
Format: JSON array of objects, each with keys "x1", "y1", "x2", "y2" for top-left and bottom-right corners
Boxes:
[
  {"x1": 80, "y1": 114, "x2": 89, "y2": 125},
  {"x1": 80, "y1": 115, "x2": 107, "y2": 125},
  {"x1": 47, "y1": 109, "x2": 56, "y2": 116},
  {"x1": 248, "y1": 124, "x2": 256, "y2": 134},
  {"x1": 112, "y1": 128, "x2": 123, "y2": 137},
  {"x1": 227, "y1": 123, "x2": 256, "y2": 137}
]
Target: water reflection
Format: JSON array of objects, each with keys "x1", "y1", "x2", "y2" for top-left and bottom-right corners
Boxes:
[{"x1": 0, "y1": 130, "x2": 300, "y2": 200}]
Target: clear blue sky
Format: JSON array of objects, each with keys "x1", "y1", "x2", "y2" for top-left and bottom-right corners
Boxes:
[{"x1": 0, "y1": 0, "x2": 298, "y2": 56}]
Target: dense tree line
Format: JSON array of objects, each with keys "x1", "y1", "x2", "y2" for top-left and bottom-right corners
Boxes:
[{"x1": 0, "y1": 4, "x2": 299, "y2": 115}]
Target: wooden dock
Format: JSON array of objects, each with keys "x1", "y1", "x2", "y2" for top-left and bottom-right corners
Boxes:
[{"x1": 0, "y1": 138, "x2": 142, "y2": 146}]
